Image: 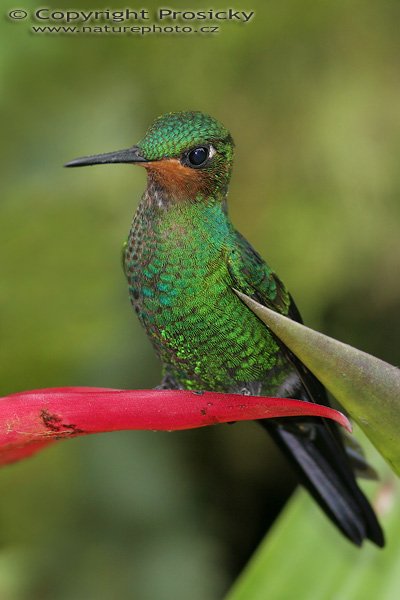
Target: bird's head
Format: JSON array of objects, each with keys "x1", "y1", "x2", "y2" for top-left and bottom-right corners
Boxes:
[{"x1": 65, "y1": 111, "x2": 234, "y2": 201}]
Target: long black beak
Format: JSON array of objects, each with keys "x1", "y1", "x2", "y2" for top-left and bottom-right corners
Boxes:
[{"x1": 64, "y1": 146, "x2": 148, "y2": 168}]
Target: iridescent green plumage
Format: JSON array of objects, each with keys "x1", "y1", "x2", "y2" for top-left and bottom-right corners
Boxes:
[
  {"x1": 66, "y1": 111, "x2": 384, "y2": 547},
  {"x1": 124, "y1": 193, "x2": 291, "y2": 392},
  {"x1": 123, "y1": 112, "x2": 291, "y2": 392}
]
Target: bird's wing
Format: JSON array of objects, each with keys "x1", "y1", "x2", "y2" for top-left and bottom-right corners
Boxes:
[
  {"x1": 227, "y1": 232, "x2": 377, "y2": 475},
  {"x1": 226, "y1": 229, "x2": 292, "y2": 316},
  {"x1": 226, "y1": 229, "x2": 384, "y2": 546},
  {"x1": 226, "y1": 229, "x2": 328, "y2": 404}
]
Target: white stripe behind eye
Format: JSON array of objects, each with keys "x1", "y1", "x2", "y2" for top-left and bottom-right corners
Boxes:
[{"x1": 208, "y1": 145, "x2": 216, "y2": 159}]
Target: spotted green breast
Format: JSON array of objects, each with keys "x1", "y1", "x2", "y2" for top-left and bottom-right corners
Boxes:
[{"x1": 124, "y1": 184, "x2": 292, "y2": 393}]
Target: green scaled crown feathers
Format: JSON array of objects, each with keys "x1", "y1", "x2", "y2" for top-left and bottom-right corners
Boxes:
[{"x1": 137, "y1": 111, "x2": 234, "y2": 161}]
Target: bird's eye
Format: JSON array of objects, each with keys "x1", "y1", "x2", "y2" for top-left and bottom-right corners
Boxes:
[{"x1": 187, "y1": 146, "x2": 209, "y2": 167}]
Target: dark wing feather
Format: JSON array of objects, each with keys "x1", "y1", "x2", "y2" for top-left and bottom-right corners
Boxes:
[{"x1": 227, "y1": 230, "x2": 384, "y2": 546}]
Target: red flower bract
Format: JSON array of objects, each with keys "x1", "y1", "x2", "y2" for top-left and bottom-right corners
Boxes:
[{"x1": 0, "y1": 387, "x2": 351, "y2": 466}]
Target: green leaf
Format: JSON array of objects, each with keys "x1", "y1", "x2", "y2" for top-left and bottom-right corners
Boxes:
[
  {"x1": 234, "y1": 290, "x2": 400, "y2": 475},
  {"x1": 226, "y1": 439, "x2": 399, "y2": 600}
]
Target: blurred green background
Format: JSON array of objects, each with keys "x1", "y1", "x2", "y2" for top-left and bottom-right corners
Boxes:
[{"x1": 1, "y1": 0, "x2": 399, "y2": 598}]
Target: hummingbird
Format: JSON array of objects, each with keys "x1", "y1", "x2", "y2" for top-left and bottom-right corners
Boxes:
[{"x1": 66, "y1": 111, "x2": 384, "y2": 547}]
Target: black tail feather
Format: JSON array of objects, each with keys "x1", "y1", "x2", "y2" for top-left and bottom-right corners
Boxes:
[
  {"x1": 263, "y1": 419, "x2": 384, "y2": 547},
  {"x1": 263, "y1": 295, "x2": 384, "y2": 546}
]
